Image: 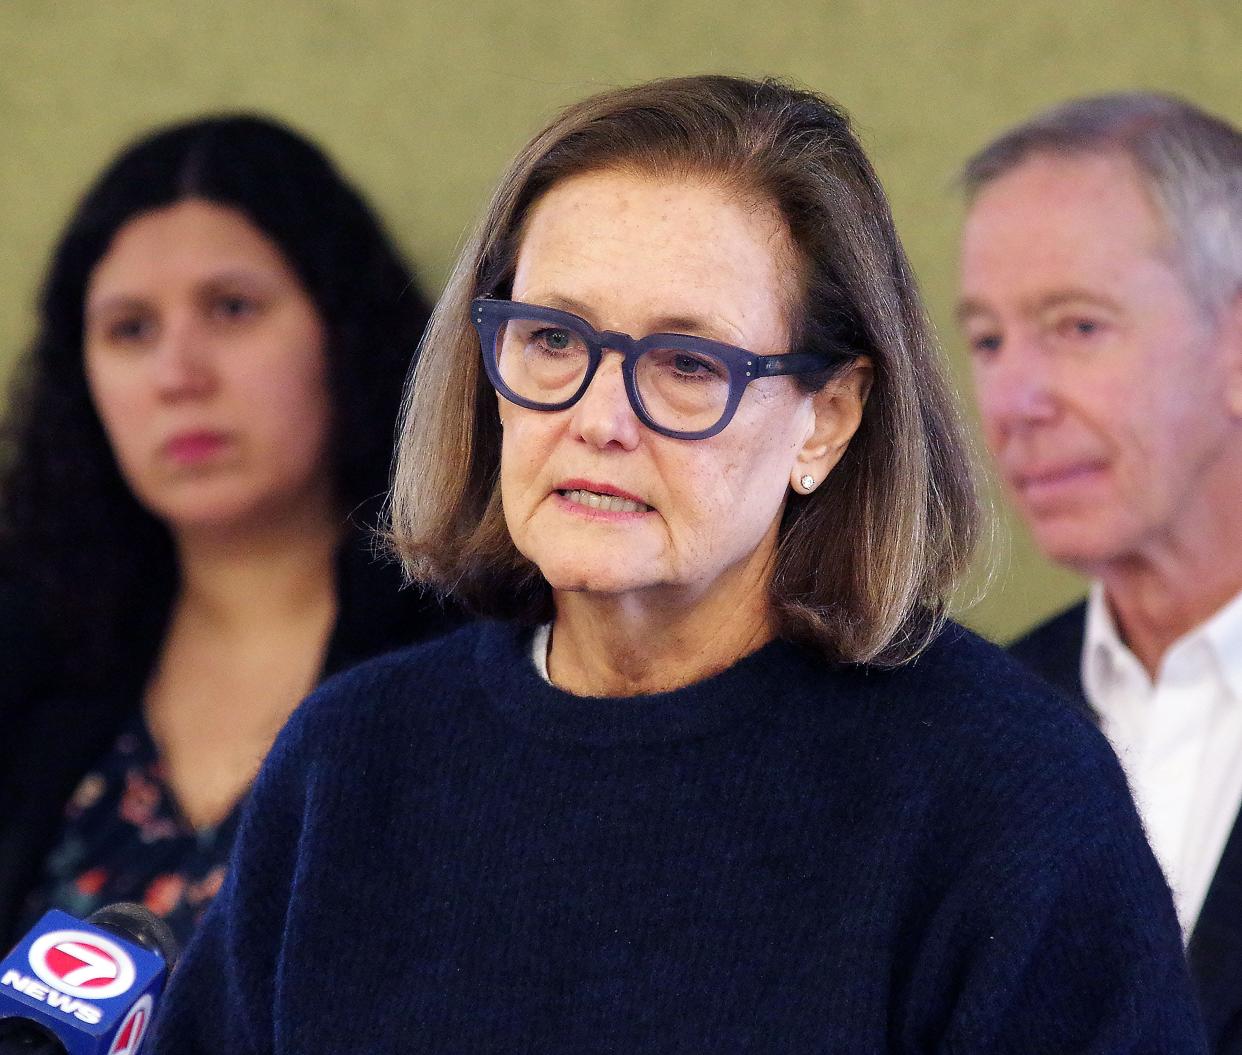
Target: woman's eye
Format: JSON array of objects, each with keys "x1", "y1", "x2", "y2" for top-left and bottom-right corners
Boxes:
[
  {"x1": 531, "y1": 328, "x2": 577, "y2": 353},
  {"x1": 106, "y1": 316, "x2": 154, "y2": 343},
  {"x1": 670, "y1": 353, "x2": 721, "y2": 378},
  {"x1": 211, "y1": 294, "x2": 259, "y2": 321},
  {"x1": 675, "y1": 352, "x2": 715, "y2": 375}
]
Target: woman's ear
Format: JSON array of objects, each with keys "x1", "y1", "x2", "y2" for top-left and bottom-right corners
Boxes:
[{"x1": 790, "y1": 357, "x2": 873, "y2": 494}]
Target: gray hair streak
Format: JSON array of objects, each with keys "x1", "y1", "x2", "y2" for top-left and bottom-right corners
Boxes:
[{"x1": 962, "y1": 92, "x2": 1242, "y2": 317}]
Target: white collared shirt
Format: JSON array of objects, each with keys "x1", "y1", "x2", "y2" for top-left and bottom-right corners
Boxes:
[
  {"x1": 1083, "y1": 581, "x2": 1242, "y2": 936},
  {"x1": 531, "y1": 623, "x2": 552, "y2": 683}
]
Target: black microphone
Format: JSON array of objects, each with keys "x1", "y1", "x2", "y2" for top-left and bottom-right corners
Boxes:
[{"x1": 0, "y1": 903, "x2": 178, "y2": 1054}]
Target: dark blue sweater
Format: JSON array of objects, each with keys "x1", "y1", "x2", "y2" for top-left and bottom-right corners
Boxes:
[{"x1": 152, "y1": 621, "x2": 1205, "y2": 1053}]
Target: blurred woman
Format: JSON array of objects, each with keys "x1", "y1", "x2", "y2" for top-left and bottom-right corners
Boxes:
[
  {"x1": 0, "y1": 115, "x2": 458, "y2": 947},
  {"x1": 154, "y1": 78, "x2": 1204, "y2": 1051}
]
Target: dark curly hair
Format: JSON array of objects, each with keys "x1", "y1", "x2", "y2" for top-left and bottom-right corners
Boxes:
[{"x1": 0, "y1": 114, "x2": 431, "y2": 693}]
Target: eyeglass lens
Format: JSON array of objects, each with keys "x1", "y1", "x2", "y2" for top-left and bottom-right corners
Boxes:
[{"x1": 494, "y1": 316, "x2": 733, "y2": 433}]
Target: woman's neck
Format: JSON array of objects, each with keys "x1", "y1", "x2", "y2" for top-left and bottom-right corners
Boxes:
[
  {"x1": 171, "y1": 501, "x2": 343, "y2": 633},
  {"x1": 547, "y1": 561, "x2": 776, "y2": 697},
  {"x1": 147, "y1": 501, "x2": 345, "y2": 830}
]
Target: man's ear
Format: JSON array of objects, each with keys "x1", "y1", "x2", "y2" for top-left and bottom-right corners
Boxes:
[
  {"x1": 790, "y1": 357, "x2": 873, "y2": 494},
  {"x1": 1224, "y1": 291, "x2": 1242, "y2": 419}
]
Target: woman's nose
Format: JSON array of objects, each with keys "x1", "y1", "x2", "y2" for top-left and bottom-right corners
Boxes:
[
  {"x1": 569, "y1": 353, "x2": 642, "y2": 450},
  {"x1": 152, "y1": 318, "x2": 217, "y2": 399}
]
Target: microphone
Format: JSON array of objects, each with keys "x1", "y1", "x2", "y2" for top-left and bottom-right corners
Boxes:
[{"x1": 0, "y1": 903, "x2": 178, "y2": 1054}]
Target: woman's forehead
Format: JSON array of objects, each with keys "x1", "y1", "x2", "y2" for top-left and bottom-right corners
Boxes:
[
  {"x1": 512, "y1": 169, "x2": 795, "y2": 349},
  {"x1": 88, "y1": 200, "x2": 293, "y2": 304}
]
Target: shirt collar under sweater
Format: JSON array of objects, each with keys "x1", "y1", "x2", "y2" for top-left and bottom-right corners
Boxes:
[
  {"x1": 1083, "y1": 580, "x2": 1242, "y2": 707},
  {"x1": 1081, "y1": 580, "x2": 1242, "y2": 935},
  {"x1": 481, "y1": 621, "x2": 823, "y2": 749}
]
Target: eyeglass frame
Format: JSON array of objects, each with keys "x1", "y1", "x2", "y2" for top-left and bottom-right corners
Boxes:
[{"x1": 472, "y1": 297, "x2": 848, "y2": 440}]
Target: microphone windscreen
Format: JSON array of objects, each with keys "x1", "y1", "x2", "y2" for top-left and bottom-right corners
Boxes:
[{"x1": 85, "y1": 903, "x2": 179, "y2": 969}]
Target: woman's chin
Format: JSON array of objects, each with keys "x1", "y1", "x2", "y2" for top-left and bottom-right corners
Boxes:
[
  {"x1": 542, "y1": 562, "x2": 658, "y2": 598},
  {"x1": 144, "y1": 494, "x2": 301, "y2": 541}
]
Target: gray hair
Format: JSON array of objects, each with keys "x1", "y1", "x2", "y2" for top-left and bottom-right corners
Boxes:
[{"x1": 962, "y1": 92, "x2": 1242, "y2": 316}]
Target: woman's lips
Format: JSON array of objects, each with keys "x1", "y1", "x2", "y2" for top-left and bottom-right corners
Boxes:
[
  {"x1": 552, "y1": 479, "x2": 653, "y2": 519},
  {"x1": 164, "y1": 431, "x2": 230, "y2": 465}
]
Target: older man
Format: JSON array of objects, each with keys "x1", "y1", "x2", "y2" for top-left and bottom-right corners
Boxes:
[{"x1": 958, "y1": 94, "x2": 1242, "y2": 1049}]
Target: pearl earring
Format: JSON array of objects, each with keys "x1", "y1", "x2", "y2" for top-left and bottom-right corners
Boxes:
[{"x1": 799, "y1": 474, "x2": 815, "y2": 491}]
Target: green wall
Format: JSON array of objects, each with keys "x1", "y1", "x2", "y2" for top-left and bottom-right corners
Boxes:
[{"x1": 4, "y1": 0, "x2": 1238, "y2": 641}]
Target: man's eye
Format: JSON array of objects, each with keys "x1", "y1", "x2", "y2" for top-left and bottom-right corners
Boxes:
[
  {"x1": 1058, "y1": 317, "x2": 1102, "y2": 340},
  {"x1": 967, "y1": 333, "x2": 1002, "y2": 358}
]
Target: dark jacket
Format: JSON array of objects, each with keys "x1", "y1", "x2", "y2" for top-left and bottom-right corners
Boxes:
[
  {"x1": 154, "y1": 620, "x2": 1205, "y2": 1052},
  {"x1": 0, "y1": 537, "x2": 462, "y2": 947},
  {"x1": 1013, "y1": 603, "x2": 1242, "y2": 1055}
]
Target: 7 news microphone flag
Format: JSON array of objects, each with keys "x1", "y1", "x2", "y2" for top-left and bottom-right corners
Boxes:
[{"x1": 0, "y1": 903, "x2": 178, "y2": 1054}]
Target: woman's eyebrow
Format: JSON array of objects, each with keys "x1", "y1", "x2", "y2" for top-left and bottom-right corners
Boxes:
[
  {"x1": 86, "y1": 267, "x2": 284, "y2": 317},
  {"x1": 532, "y1": 293, "x2": 737, "y2": 342},
  {"x1": 84, "y1": 293, "x2": 147, "y2": 323},
  {"x1": 529, "y1": 292, "x2": 595, "y2": 320},
  {"x1": 198, "y1": 266, "x2": 280, "y2": 287}
]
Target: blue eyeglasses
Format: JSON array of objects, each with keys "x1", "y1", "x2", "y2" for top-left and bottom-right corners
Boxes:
[{"x1": 472, "y1": 298, "x2": 845, "y2": 440}]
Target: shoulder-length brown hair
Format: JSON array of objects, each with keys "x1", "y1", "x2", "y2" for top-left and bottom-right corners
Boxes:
[{"x1": 391, "y1": 75, "x2": 978, "y2": 666}]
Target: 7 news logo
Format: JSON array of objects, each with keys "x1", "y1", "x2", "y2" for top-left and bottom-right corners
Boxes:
[
  {"x1": 1, "y1": 926, "x2": 138, "y2": 1025},
  {"x1": 1, "y1": 909, "x2": 169, "y2": 1054},
  {"x1": 108, "y1": 995, "x2": 154, "y2": 1054}
]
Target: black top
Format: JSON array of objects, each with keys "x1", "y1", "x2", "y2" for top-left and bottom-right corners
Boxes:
[
  {"x1": 152, "y1": 620, "x2": 1204, "y2": 1053},
  {"x1": 0, "y1": 535, "x2": 462, "y2": 947},
  {"x1": 17, "y1": 711, "x2": 245, "y2": 946},
  {"x1": 1012, "y1": 602, "x2": 1242, "y2": 1055},
  {"x1": 1008, "y1": 601, "x2": 1091, "y2": 708}
]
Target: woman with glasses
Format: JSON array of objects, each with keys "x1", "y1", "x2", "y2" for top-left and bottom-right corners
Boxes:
[
  {"x1": 0, "y1": 115, "x2": 459, "y2": 949},
  {"x1": 154, "y1": 78, "x2": 1204, "y2": 1051}
]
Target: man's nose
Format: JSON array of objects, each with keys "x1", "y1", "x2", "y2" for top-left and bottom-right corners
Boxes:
[{"x1": 974, "y1": 336, "x2": 1059, "y2": 436}]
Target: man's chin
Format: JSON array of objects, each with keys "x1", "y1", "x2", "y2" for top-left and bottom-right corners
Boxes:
[{"x1": 1030, "y1": 520, "x2": 1125, "y2": 574}]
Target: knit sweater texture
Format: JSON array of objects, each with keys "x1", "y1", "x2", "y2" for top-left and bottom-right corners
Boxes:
[{"x1": 152, "y1": 620, "x2": 1206, "y2": 1053}]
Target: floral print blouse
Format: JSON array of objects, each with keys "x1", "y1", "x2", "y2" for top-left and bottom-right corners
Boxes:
[{"x1": 22, "y1": 714, "x2": 243, "y2": 949}]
